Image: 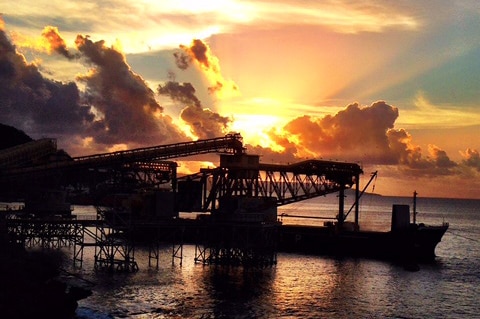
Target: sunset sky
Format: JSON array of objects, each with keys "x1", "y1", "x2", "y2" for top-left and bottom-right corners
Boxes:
[{"x1": 1, "y1": 1, "x2": 479, "y2": 199}]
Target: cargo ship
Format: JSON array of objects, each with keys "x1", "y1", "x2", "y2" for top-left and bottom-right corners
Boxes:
[{"x1": 277, "y1": 190, "x2": 449, "y2": 262}]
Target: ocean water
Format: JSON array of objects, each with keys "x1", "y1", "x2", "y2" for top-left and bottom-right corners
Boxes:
[{"x1": 68, "y1": 194, "x2": 479, "y2": 319}]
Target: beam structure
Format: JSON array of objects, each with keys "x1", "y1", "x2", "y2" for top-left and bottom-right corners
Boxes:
[{"x1": 196, "y1": 157, "x2": 362, "y2": 213}]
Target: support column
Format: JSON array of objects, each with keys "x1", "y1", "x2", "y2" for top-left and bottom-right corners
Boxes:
[
  {"x1": 338, "y1": 184, "x2": 345, "y2": 226},
  {"x1": 354, "y1": 174, "x2": 360, "y2": 228}
]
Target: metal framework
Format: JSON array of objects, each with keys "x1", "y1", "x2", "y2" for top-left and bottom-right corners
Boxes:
[
  {"x1": 90, "y1": 161, "x2": 177, "y2": 196},
  {"x1": 93, "y1": 207, "x2": 138, "y2": 272},
  {"x1": 0, "y1": 133, "x2": 245, "y2": 198},
  {"x1": 6, "y1": 217, "x2": 84, "y2": 249},
  {"x1": 198, "y1": 158, "x2": 362, "y2": 213},
  {"x1": 0, "y1": 138, "x2": 58, "y2": 169},
  {"x1": 73, "y1": 223, "x2": 95, "y2": 268},
  {"x1": 1, "y1": 133, "x2": 244, "y2": 177},
  {"x1": 146, "y1": 223, "x2": 184, "y2": 268},
  {"x1": 2, "y1": 134, "x2": 367, "y2": 269},
  {"x1": 4, "y1": 215, "x2": 102, "y2": 269},
  {"x1": 179, "y1": 156, "x2": 362, "y2": 267},
  {"x1": 72, "y1": 133, "x2": 244, "y2": 168},
  {"x1": 4, "y1": 213, "x2": 185, "y2": 271}
]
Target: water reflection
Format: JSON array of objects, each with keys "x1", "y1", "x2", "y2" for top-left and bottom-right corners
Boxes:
[
  {"x1": 70, "y1": 198, "x2": 479, "y2": 318},
  {"x1": 198, "y1": 266, "x2": 275, "y2": 318},
  {"x1": 272, "y1": 256, "x2": 360, "y2": 318}
]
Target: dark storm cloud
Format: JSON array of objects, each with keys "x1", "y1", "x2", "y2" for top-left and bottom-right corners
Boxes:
[
  {"x1": 158, "y1": 80, "x2": 231, "y2": 139},
  {"x1": 173, "y1": 51, "x2": 191, "y2": 70},
  {"x1": 0, "y1": 20, "x2": 186, "y2": 153},
  {"x1": 74, "y1": 35, "x2": 185, "y2": 145},
  {"x1": 180, "y1": 106, "x2": 230, "y2": 140},
  {"x1": 166, "y1": 39, "x2": 240, "y2": 139},
  {"x1": 158, "y1": 81, "x2": 201, "y2": 107},
  {"x1": 0, "y1": 22, "x2": 93, "y2": 138}
]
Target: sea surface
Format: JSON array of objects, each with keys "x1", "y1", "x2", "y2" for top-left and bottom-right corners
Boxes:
[{"x1": 64, "y1": 194, "x2": 479, "y2": 319}]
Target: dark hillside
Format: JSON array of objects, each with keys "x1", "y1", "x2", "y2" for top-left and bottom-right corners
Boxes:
[{"x1": 0, "y1": 123, "x2": 33, "y2": 150}]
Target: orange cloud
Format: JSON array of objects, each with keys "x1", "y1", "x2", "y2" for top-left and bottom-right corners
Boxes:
[
  {"x1": 461, "y1": 148, "x2": 480, "y2": 171},
  {"x1": 386, "y1": 129, "x2": 425, "y2": 168},
  {"x1": 270, "y1": 101, "x2": 399, "y2": 162},
  {"x1": 175, "y1": 39, "x2": 239, "y2": 99},
  {"x1": 41, "y1": 26, "x2": 76, "y2": 59},
  {"x1": 427, "y1": 145, "x2": 456, "y2": 169},
  {"x1": 10, "y1": 26, "x2": 75, "y2": 59},
  {"x1": 262, "y1": 101, "x2": 464, "y2": 178}
]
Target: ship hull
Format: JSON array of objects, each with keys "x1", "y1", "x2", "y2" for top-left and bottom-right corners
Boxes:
[{"x1": 278, "y1": 223, "x2": 449, "y2": 262}]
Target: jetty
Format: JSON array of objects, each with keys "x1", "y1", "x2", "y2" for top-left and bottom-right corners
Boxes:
[{"x1": 1, "y1": 133, "x2": 367, "y2": 270}]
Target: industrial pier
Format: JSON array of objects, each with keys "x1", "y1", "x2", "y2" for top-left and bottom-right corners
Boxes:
[{"x1": 0, "y1": 133, "x2": 363, "y2": 270}]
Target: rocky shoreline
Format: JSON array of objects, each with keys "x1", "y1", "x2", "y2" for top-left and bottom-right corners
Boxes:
[{"x1": 0, "y1": 220, "x2": 91, "y2": 318}]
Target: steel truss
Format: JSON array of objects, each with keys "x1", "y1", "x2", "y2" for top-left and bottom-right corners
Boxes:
[
  {"x1": 92, "y1": 161, "x2": 177, "y2": 195},
  {"x1": 0, "y1": 133, "x2": 244, "y2": 198},
  {"x1": 6, "y1": 218, "x2": 83, "y2": 249},
  {"x1": 93, "y1": 207, "x2": 138, "y2": 272},
  {"x1": 200, "y1": 159, "x2": 362, "y2": 211},
  {"x1": 73, "y1": 224, "x2": 95, "y2": 268}
]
